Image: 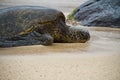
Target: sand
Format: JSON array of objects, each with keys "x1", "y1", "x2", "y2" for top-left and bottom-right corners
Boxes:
[
  {"x1": 0, "y1": 0, "x2": 120, "y2": 80},
  {"x1": 0, "y1": 53, "x2": 120, "y2": 80}
]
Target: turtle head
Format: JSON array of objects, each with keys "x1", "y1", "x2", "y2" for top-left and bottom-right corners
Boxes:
[{"x1": 68, "y1": 26, "x2": 90, "y2": 43}]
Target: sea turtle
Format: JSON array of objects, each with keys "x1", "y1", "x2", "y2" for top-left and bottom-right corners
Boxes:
[{"x1": 0, "y1": 6, "x2": 90, "y2": 47}]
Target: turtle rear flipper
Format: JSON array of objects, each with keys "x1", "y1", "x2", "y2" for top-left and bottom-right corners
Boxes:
[{"x1": 0, "y1": 32, "x2": 53, "y2": 47}]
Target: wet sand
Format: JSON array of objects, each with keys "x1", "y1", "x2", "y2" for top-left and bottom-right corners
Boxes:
[
  {"x1": 0, "y1": 0, "x2": 120, "y2": 80},
  {"x1": 0, "y1": 53, "x2": 120, "y2": 80}
]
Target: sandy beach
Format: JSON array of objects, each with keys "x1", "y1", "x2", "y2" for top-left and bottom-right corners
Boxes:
[
  {"x1": 0, "y1": 0, "x2": 120, "y2": 80},
  {"x1": 0, "y1": 53, "x2": 120, "y2": 80}
]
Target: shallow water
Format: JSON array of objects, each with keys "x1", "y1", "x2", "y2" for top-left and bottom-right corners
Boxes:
[
  {"x1": 0, "y1": 27, "x2": 120, "y2": 55},
  {"x1": 0, "y1": 0, "x2": 87, "y2": 13}
]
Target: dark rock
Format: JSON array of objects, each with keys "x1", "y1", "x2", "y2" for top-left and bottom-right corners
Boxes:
[
  {"x1": 69, "y1": 0, "x2": 120, "y2": 28},
  {"x1": 0, "y1": 6, "x2": 90, "y2": 47}
]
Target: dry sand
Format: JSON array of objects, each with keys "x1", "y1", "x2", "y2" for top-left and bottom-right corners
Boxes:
[{"x1": 0, "y1": 0, "x2": 120, "y2": 80}]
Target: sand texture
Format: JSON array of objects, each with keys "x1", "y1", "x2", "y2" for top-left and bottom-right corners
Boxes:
[{"x1": 0, "y1": 53, "x2": 120, "y2": 80}]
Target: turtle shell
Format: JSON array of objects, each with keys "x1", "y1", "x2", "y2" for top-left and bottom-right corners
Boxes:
[
  {"x1": 0, "y1": 6, "x2": 90, "y2": 47},
  {"x1": 0, "y1": 6, "x2": 66, "y2": 38}
]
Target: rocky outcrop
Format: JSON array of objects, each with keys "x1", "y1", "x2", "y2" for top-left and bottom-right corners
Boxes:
[{"x1": 68, "y1": 0, "x2": 120, "y2": 28}]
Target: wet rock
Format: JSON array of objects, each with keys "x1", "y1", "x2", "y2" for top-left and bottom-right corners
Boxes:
[{"x1": 68, "y1": 0, "x2": 120, "y2": 28}]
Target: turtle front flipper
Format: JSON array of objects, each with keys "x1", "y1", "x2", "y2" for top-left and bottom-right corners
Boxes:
[{"x1": 0, "y1": 31, "x2": 53, "y2": 47}]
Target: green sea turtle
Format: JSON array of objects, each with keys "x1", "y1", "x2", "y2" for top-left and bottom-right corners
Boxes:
[{"x1": 0, "y1": 6, "x2": 90, "y2": 47}]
